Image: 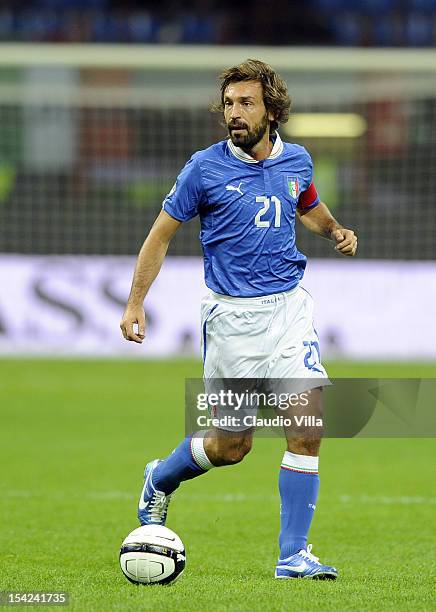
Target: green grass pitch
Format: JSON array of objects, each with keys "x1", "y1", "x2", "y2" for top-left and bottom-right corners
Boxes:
[{"x1": 0, "y1": 359, "x2": 435, "y2": 611}]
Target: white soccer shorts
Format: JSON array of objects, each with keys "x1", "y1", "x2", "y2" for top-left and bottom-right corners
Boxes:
[{"x1": 200, "y1": 285, "x2": 328, "y2": 431}]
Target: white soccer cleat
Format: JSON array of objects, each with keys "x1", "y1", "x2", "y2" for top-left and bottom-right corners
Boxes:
[
  {"x1": 275, "y1": 544, "x2": 338, "y2": 580},
  {"x1": 137, "y1": 460, "x2": 172, "y2": 526}
]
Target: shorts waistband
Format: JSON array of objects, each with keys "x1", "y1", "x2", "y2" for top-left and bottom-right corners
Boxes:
[{"x1": 210, "y1": 285, "x2": 299, "y2": 307}]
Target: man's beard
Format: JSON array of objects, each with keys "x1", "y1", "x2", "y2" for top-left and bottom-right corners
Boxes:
[{"x1": 227, "y1": 114, "x2": 269, "y2": 151}]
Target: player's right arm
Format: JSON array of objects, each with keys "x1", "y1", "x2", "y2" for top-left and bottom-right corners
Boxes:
[
  {"x1": 121, "y1": 154, "x2": 204, "y2": 343},
  {"x1": 120, "y1": 210, "x2": 181, "y2": 343}
]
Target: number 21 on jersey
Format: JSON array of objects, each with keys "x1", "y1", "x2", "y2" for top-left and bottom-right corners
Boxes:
[{"x1": 254, "y1": 196, "x2": 282, "y2": 228}]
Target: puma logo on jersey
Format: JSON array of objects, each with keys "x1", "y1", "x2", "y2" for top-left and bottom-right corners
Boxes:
[{"x1": 225, "y1": 182, "x2": 243, "y2": 195}]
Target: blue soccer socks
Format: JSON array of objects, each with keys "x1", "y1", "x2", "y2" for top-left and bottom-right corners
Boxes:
[
  {"x1": 278, "y1": 451, "x2": 320, "y2": 559},
  {"x1": 152, "y1": 432, "x2": 214, "y2": 495}
]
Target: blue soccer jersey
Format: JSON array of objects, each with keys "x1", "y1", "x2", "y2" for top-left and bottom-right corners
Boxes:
[{"x1": 163, "y1": 133, "x2": 320, "y2": 297}]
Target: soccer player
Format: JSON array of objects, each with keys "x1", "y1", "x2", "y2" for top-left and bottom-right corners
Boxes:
[{"x1": 120, "y1": 59, "x2": 357, "y2": 580}]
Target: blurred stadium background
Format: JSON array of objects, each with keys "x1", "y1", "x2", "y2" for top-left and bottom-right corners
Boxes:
[{"x1": 1, "y1": 19, "x2": 436, "y2": 358}]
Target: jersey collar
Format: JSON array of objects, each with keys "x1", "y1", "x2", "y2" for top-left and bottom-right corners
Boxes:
[{"x1": 227, "y1": 132, "x2": 284, "y2": 164}]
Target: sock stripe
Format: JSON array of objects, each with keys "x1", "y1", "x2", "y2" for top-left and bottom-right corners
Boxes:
[
  {"x1": 190, "y1": 434, "x2": 214, "y2": 471},
  {"x1": 281, "y1": 464, "x2": 318, "y2": 474},
  {"x1": 281, "y1": 450, "x2": 319, "y2": 473}
]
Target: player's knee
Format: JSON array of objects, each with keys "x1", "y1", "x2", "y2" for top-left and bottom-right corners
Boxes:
[
  {"x1": 221, "y1": 436, "x2": 252, "y2": 464},
  {"x1": 205, "y1": 432, "x2": 253, "y2": 466}
]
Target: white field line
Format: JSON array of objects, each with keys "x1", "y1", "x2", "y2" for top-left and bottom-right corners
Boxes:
[
  {"x1": 339, "y1": 494, "x2": 436, "y2": 505},
  {"x1": 3, "y1": 490, "x2": 436, "y2": 504}
]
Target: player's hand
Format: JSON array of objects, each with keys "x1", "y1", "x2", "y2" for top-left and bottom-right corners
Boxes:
[
  {"x1": 331, "y1": 228, "x2": 357, "y2": 256},
  {"x1": 120, "y1": 305, "x2": 146, "y2": 343}
]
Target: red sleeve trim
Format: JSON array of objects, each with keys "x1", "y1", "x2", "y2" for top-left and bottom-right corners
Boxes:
[{"x1": 297, "y1": 182, "x2": 319, "y2": 210}]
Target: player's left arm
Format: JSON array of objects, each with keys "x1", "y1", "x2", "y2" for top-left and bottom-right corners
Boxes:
[{"x1": 297, "y1": 201, "x2": 358, "y2": 256}]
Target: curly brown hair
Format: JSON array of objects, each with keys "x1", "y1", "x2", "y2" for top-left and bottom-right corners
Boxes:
[{"x1": 212, "y1": 58, "x2": 291, "y2": 132}]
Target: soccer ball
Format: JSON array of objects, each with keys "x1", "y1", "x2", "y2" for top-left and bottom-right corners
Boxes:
[{"x1": 119, "y1": 525, "x2": 186, "y2": 585}]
